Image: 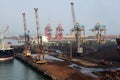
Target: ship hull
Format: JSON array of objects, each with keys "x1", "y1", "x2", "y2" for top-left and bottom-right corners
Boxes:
[
  {"x1": 0, "y1": 49, "x2": 14, "y2": 61},
  {"x1": 0, "y1": 57, "x2": 13, "y2": 61}
]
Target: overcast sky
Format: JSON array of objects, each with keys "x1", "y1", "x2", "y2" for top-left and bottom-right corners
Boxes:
[{"x1": 0, "y1": 0, "x2": 120, "y2": 36}]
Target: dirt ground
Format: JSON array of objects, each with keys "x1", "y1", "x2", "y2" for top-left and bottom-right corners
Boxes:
[
  {"x1": 49, "y1": 44, "x2": 120, "y2": 80},
  {"x1": 15, "y1": 44, "x2": 120, "y2": 80},
  {"x1": 41, "y1": 61, "x2": 96, "y2": 80}
]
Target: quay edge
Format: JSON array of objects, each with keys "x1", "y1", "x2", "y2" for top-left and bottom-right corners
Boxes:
[{"x1": 15, "y1": 54, "x2": 95, "y2": 80}]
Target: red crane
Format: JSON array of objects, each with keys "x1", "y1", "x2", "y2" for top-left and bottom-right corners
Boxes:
[
  {"x1": 55, "y1": 24, "x2": 64, "y2": 39},
  {"x1": 44, "y1": 24, "x2": 52, "y2": 40}
]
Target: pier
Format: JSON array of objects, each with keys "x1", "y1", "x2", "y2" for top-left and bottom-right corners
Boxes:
[
  {"x1": 13, "y1": 43, "x2": 120, "y2": 80},
  {"x1": 15, "y1": 54, "x2": 95, "y2": 80}
]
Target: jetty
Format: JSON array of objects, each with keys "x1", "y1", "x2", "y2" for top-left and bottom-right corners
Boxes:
[{"x1": 15, "y1": 54, "x2": 95, "y2": 80}]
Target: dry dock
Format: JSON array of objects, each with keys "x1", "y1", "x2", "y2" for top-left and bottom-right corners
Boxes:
[{"x1": 15, "y1": 54, "x2": 95, "y2": 80}]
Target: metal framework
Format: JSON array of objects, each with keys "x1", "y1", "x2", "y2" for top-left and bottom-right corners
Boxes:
[
  {"x1": 90, "y1": 22, "x2": 106, "y2": 44},
  {"x1": 34, "y1": 8, "x2": 42, "y2": 53},
  {"x1": 22, "y1": 13, "x2": 27, "y2": 47},
  {"x1": 55, "y1": 24, "x2": 64, "y2": 40},
  {"x1": 45, "y1": 24, "x2": 52, "y2": 40},
  {"x1": 71, "y1": 2, "x2": 85, "y2": 54}
]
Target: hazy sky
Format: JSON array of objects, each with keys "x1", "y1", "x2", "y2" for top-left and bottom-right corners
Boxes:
[{"x1": 0, "y1": 0, "x2": 120, "y2": 36}]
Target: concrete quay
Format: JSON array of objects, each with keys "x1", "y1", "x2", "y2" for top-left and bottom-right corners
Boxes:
[{"x1": 15, "y1": 54, "x2": 95, "y2": 80}]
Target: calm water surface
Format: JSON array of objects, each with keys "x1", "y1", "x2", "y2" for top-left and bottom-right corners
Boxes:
[
  {"x1": 0, "y1": 58, "x2": 49, "y2": 80},
  {"x1": 0, "y1": 39, "x2": 50, "y2": 80}
]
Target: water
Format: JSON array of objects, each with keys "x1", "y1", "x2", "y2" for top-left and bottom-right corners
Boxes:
[
  {"x1": 0, "y1": 39, "x2": 50, "y2": 80},
  {"x1": 0, "y1": 59, "x2": 50, "y2": 80}
]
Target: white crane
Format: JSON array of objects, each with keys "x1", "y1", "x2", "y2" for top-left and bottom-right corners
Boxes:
[
  {"x1": 0, "y1": 26, "x2": 9, "y2": 42},
  {"x1": 0, "y1": 26, "x2": 9, "y2": 49},
  {"x1": 71, "y1": 2, "x2": 84, "y2": 54}
]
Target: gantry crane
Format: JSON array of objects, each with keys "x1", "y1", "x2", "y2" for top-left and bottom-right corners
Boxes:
[
  {"x1": 90, "y1": 22, "x2": 106, "y2": 44},
  {"x1": 22, "y1": 13, "x2": 31, "y2": 57},
  {"x1": 44, "y1": 24, "x2": 52, "y2": 40},
  {"x1": 55, "y1": 24, "x2": 64, "y2": 40}
]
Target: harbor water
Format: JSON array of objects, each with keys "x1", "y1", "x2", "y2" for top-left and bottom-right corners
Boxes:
[
  {"x1": 0, "y1": 59, "x2": 50, "y2": 80},
  {"x1": 0, "y1": 39, "x2": 50, "y2": 80}
]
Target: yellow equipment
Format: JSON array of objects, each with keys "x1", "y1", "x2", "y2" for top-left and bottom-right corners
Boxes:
[
  {"x1": 34, "y1": 54, "x2": 47, "y2": 64},
  {"x1": 23, "y1": 47, "x2": 31, "y2": 57}
]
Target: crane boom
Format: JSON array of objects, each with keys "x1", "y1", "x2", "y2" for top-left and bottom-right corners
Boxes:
[
  {"x1": 70, "y1": 2, "x2": 83, "y2": 54},
  {"x1": 0, "y1": 26, "x2": 9, "y2": 40},
  {"x1": 34, "y1": 8, "x2": 40, "y2": 47},
  {"x1": 34, "y1": 8, "x2": 43, "y2": 54},
  {"x1": 22, "y1": 13, "x2": 27, "y2": 46},
  {"x1": 71, "y1": 2, "x2": 76, "y2": 26},
  {"x1": 22, "y1": 13, "x2": 32, "y2": 57}
]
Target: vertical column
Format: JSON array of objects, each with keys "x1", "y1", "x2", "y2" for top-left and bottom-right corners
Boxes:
[
  {"x1": 71, "y1": 2, "x2": 76, "y2": 26},
  {"x1": 83, "y1": 29, "x2": 85, "y2": 43},
  {"x1": 98, "y1": 28, "x2": 101, "y2": 44},
  {"x1": 94, "y1": 30, "x2": 96, "y2": 41},
  {"x1": 34, "y1": 8, "x2": 40, "y2": 46},
  {"x1": 22, "y1": 13, "x2": 27, "y2": 48},
  {"x1": 104, "y1": 28, "x2": 106, "y2": 44},
  {"x1": 34, "y1": 8, "x2": 42, "y2": 53}
]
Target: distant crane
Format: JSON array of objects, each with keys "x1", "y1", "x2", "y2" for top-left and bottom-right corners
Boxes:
[
  {"x1": 22, "y1": 13, "x2": 31, "y2": 57},
  {"x1": 34, "y1": 8, "x2": 47, "y2": 64},
  {"x1": 0, "y1": 26, "x2": 10, "y2": 49},
  {"x1": 45, "y1": 24, "x2": 52, "y2": 40},
  {"x1": 22, "y1": 13, "x2": 27, "y2": 47},
  {"x1": 55, "y1": 24, "x2": 64, "y2": 40},
  {"x1": 0, "y1": 26, "x2": 9, "y2": 41},
  {"x1": 90, "y1": 22, "x2": 106, "y2": 44},
  {"x1": 34, "y1": 8, "x2": 42, "y2": 53},
  {"x1": 71, "y1": 2, "x2": 76, "y2": 26},
  {"x1": 70, "y1": 2, "x2": 84, "y2": 54}
]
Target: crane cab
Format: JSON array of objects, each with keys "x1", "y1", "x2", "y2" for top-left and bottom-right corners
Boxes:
[{"x1": 23, "y1": 48, "x2": 31, "y2": 57}]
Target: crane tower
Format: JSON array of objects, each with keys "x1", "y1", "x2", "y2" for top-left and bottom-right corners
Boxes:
[
  {"x1": 22, "y1": 13, "x2": 27, "y2": 46},
  {"x1": 44, "y1": 24, "x2": 52, "y2": 40},
  {"x1": 55, "y1": 24, "x2": 64, "y2": 40},
  {"x1": 71, "y1": 2, "x2": 85, "y2": 54},
  {"x1": 90, "y1": 22, "x2": 106, "y2": 44},
  {"x1": 34, "y1": 8, "x2": 42, "y2": 53},
  {"x1": 22, "y1": 13, "x2": 31, "y2": 57}
]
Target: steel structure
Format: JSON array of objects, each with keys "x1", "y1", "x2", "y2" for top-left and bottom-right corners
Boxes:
[
  {"x1": 71, "y1": 2, "x2": 76, "y2": 26},
  {"x1": 34, "y1": 8, "x2": 47, "y2": 64},
  {"x1": 90, "y1": 22, "x2": 106, "y2": 44},
  {"x1": 71, "y1": 23, "x2": 85, "y2": 43},
  {"x1": 22, "y1": 13, "x2": 27, "y2": 47},
  {"x1": 45, "y1": 24, "x2": 52, "y2": 40},
  {"x1": 0, "y1": 26, "x2": 9, "y2": 43},
  {"x1": 34, "y1": 8, "x2": 42, "y2": 53},
  {"x1": 55, "y1": 24, "x2": 64, "y2": 40},
  {"x1": 71, "y1": 2, "x2": 85, "y2": 54},
  {"x1": 22, "y1": 13, "x2": 31, "y2": 56}
]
